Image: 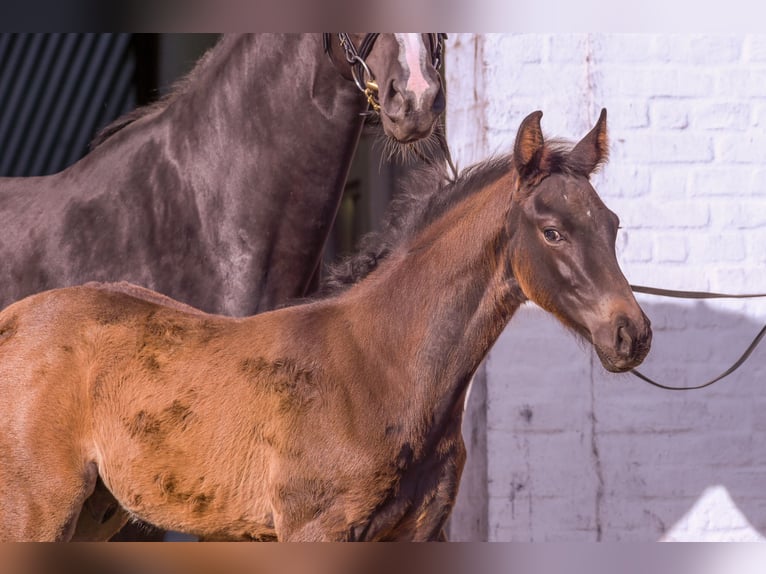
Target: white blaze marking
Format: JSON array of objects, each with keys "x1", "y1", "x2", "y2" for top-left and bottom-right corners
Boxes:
[{"x1": 394, "y1": 33, "x2": 430, "y2": 107}]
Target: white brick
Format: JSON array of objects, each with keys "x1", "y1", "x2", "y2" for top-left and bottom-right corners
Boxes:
[
  {"x1": 743, "y1": 35, "x2": 766, "y2": 62},
  {"x1": 710, "y1": 200, "x2": 766, "y2": 228},
  {"x1": 616, "y1": 229, "x2": 654, "y2": 263},
  {"x1": 599, "y1": 66, "x2": 715, "y2": 98},
  {"x1": 715, "y1": 69, "x2": 766, "y2": 97},
  {"x1": 650, "y1": 167, "x2": 689, "y2": 199},
  {"x1": 489, "y1": 496, "x2": 598, "y2": 541},
  {"x1": 690, "y1": 167, "x2": 753, "y2": 197},
  {"x1": 650, "y1": 35, "x2": 740, "y2": 65},
  {"x1": 490, "y1": 34, "x2": 544, "y2": 64},
  {"x1": 488, "y1": 394, "x2": 591, "y2": 434},
  {"x1": 746, "y1": 230, "x2": 766, "y2": 263},
  {"x1": 614, "y1": 132, "x2": 714, "y2": 163},
  {"x1": 598, "y1": 432, "x2": 759, "y2": 469},
  {"x1": 600, "y1": 99, "x2": 650, "y2": 129},
  {"x1": 595, "y1": 164, "x2": 651, "y2": 199},
  {"x1": 487, "y1": 432, "x2": 595, "y2": 498},
  {"x1": 591, "y1": 35, "x2": 656, "y2": 63},
  {"x1": 649, "y1": 99, "x2": 690, "y2": 129},
  {"x1": 547, "y1": 34, "x2": 589, "y2": 64},
  {"x1": 692, "y1": 233, "x2": 747, "y2": 263},
  {"x1": 627, "y1": 200, "x2": 710, "y2": 229},
  {"x1": 489, "y1": 62, "x2": 586, "y2": 100},
  {"x1": 692, "y1": 102, "x2": 751, "y2": 131},
  {"x1": 754, "y1": 102, "x2": 766, "y2": 128},
  {"x1": 595, "y1": 397, "x2": 752, "y2": 434},
  {"x1": 716, "y1": 133, "x2": 766, "y2": 163},
  {"x1": 627, "y1": 264, "x2": 713, "y2": 293},
  {"x1": 751, "y1": 168, "x2": 766, "y2": 193},
  {"x1": 651, "y1": 36, "x2": 689, "y2": 63},
  {"x1": 687, "y1": 35, "x2": 742, "y2": 64},
  {"x1": 653, "y1": 233, "x2": 689, "y2": 262},
  {"x1": 713, "y1": 267, "x2": 766, "y2": 293}
]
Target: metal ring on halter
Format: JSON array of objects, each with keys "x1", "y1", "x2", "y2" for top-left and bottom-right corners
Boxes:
[
  {"x1": 349, "y1": 55, "x2": 374, "y2": 93},
  {"x1": 349, "y1": 56, "x2": 381, "y2": 112}
]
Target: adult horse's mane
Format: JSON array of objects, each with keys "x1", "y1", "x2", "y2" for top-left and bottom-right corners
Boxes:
[
  {"x1": 89, "y1": 36, "x2": 225, "y2": 149},
  {"x1": 318, "y1": 136, "x2": 606, "y2": 297}
]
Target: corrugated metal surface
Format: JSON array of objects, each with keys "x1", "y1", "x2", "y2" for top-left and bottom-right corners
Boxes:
[{"x1": 0, "y1": 33, "x2": 140, "y2": 176}]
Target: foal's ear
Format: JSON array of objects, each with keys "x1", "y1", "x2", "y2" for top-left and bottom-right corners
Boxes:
[
  {"x1": 569, "y1": 108, "x2": 609, "y2": 175},
  {"x1": 513, "y1": 110, "x2": 544, "y2": 178}
]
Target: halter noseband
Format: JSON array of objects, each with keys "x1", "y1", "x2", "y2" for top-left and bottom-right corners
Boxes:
[{"x1": 323, "y1": 33, "x2": 447, "y2": 113}]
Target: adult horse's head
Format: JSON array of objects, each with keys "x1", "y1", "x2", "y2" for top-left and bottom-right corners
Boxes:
[
  {"x1": 325, "y1": 33, "x2": 446, "y2": 143},
  {"x1": 508, "y1": 109, "x2": 652, "y2": 372}
]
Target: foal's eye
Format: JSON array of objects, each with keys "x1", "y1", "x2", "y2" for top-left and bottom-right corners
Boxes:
[{"x1": 543, "y1": 228, "x2": 563, "y2": 243}]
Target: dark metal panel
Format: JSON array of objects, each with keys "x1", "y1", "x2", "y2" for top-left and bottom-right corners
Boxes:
[{"x1": 0, "y1": 33, "x2": 152, "y2": 177}]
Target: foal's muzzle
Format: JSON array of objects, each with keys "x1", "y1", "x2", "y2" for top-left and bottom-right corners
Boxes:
[{"x1": 593, "y1": 311, "x2": 652, "y2": 373}]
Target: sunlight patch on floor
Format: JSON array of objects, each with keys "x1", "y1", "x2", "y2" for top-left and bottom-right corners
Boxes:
[{"x1": 660, "y1": 485, "x2": 765, "y2": 542}]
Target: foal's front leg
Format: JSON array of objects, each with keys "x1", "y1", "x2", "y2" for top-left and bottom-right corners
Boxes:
[
  {"x1": 411, "y1": 437, "x2": 467, "y2": 542},
  {"x1": 276, "y1": 515, "x2": 353, "y2": 542},
  {"x1": 0, "y1": 458, "x2": 100, "y2": 541}
]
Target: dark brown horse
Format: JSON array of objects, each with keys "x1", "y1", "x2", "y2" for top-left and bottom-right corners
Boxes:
[
  {"x1": 0, "y1": 109, "x2": 650, "y2": 541},
  {"x1": 0, "y1": 34, "x2": 446, "y2": 317}
]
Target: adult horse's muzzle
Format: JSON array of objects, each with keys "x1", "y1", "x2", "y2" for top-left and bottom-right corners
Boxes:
[
  {"x1": 379, "y1": 76, "x2": 446, "y2": 143},
  {"x1": 591, "y1": 310, "x2": 653, "y2": 373}
]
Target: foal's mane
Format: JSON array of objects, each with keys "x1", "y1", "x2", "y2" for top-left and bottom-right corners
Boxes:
[
  {"x1": 318, "y1": 138, "x2": 587, "y2": 297},
  {"x1": 317, "y1": 158, "x2": 509, "y2": 297},
  {"x1": 89, "y1": 35, "x2": 229, "y2": 150}
]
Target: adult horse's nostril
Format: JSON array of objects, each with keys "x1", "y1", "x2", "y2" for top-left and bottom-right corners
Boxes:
[
  {"x1": 386, "y1": 79, "x2": 404, "y2": 118},
  {"x1": 431, "y1": 87, "x2": 446, "y2": 115},
  {"x1": 388, "y1": 79, "x2": 399, "y2": 100}
]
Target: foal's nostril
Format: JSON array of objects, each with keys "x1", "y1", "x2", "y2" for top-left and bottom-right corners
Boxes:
[{"x1": 615, "y1": 319, "x2": 634, "y2": 358}]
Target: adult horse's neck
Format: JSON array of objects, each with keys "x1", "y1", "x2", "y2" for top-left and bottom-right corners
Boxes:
[
  {"x1": 169, "y1": 35, "x2": 367, "y2": 314},
  {"x1": 89, "y1": 34, "x2": 368, "y2": 316},
  {"x1": 339, "y1": 171, "x2": 525, "y2": 440}
]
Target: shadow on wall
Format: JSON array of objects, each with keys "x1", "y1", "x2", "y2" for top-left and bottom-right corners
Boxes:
[{"x1": 457, "y1": 297, "x2": 766, "y2": 542}]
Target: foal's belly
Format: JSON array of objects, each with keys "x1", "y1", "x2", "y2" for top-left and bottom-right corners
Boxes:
[
  {"x1": 92, "y1": 417, "x2": 276, "y2": 540},
  {"x1": 100, "y1": 459, "x2": 276, "y2": 540}
]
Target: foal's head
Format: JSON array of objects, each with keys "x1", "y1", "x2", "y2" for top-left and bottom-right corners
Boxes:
[
  {"x1": 508, "y1": 110, "x2": 651, "y2": 372},
  {"x1": 340, "y1": 33, "x2": 446, "y2": 144}
]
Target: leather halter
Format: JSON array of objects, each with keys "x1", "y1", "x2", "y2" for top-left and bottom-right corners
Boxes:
[{"x1": 323, "y1": 33, "x2": 447, "y2": 113}]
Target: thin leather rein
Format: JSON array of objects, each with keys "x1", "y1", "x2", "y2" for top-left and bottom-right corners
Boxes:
[{"x1": 629, "y1": 284, "x2": 766, "y2": 391}]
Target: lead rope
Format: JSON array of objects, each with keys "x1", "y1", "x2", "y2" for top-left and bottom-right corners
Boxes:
[{"x1": 629, "y1": 284, "x2": 766, "y2": 390}]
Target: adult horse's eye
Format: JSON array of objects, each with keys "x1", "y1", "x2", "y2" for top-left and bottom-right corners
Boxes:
[{"x1": 543, "y1": 228, "x2": 563, "y2": 243}]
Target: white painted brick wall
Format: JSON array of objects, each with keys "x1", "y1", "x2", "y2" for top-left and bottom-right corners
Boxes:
[{"x1": 447, "y1": 34, "x2": 766, "y2": 542}]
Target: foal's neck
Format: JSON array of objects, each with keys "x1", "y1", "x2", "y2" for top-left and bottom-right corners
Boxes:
[{"x1": 347, "y1": 177, "x2": 526, "y2": 433}]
